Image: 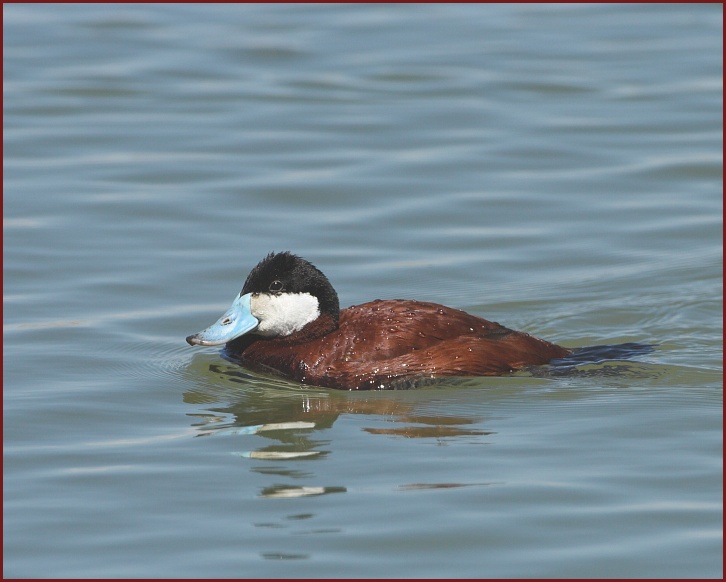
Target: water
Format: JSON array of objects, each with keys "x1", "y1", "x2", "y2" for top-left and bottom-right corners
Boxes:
[{"x1": 3, "y1": 3, "x2": 722, "y2": 578}]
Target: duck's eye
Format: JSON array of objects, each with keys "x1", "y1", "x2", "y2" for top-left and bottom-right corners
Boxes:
[{"x1": 269, "y1": 280, "x2": 284, "y2": 293}]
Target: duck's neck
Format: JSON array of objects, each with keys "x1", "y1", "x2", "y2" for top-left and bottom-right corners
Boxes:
[
  {"x1": 226, "y1": 311, "x2": 339, "y2": 352},
  {"x1": 279, "y1": 312, "x2": 339, "y2": 344}
]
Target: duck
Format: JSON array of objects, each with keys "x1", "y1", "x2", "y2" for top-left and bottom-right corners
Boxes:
[{"x1": 186, "y1": 251, "x2": 574, "y2": 390}]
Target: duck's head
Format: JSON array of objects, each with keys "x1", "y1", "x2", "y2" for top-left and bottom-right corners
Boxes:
[{"x1": 186, "y1": 252, "x2": 339, "y2": 347}]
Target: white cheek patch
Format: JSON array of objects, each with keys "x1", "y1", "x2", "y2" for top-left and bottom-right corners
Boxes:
[{"x1": 250, "y1": 293, "x2": 320, "y2": 337}]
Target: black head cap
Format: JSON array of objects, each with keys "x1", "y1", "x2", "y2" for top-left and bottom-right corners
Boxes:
[{"x1": 241, "y1": 252, "x2": 340, "y2": 323}]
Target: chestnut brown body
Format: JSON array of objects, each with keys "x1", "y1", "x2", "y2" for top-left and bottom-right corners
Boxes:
[{"x1": 227, "y1": 299, "x2": 571, "y2": 390}]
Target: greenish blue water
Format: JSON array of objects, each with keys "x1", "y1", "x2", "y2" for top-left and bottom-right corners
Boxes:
[{"x1": 4, "y1": 3, "x2": 722, "y2": 578}]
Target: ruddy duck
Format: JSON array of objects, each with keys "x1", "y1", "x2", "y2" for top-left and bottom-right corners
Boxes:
[{"x1": 186, "y1": 251, "x2": 574, "y2": 390}]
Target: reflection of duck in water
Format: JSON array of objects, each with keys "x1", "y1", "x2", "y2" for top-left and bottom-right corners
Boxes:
[
  {"x1": 187, "y1": 252, "x2": 651, "y2": 390},
  {"x1": 192, "y1": 366, "x2": 490, "y2": 440}
]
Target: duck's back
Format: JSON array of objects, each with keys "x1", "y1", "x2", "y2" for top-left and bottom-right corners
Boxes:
[{"x1": 237, "y1": 299, "x2": 570, "y2": 390}]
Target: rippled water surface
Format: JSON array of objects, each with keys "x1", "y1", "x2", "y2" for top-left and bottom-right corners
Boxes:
[{"x1": 4, "y1": 4, "x2": 722, "y2": 578}]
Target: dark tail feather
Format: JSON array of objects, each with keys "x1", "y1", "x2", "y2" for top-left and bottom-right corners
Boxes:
[{"x1": 549, "y1": 342, "x2": 656, "y2": 367}]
